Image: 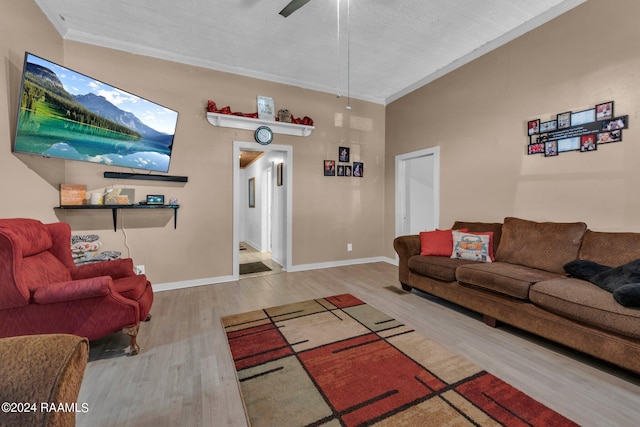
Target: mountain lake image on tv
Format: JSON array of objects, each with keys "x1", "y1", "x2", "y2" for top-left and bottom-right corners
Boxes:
[{"x1": 14, "y1": 52, "x2": 179, "y2": 173}]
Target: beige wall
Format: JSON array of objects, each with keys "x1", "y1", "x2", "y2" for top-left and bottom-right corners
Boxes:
[
  {"x1": 7, "y1": 0, "x2": 640, "y2": 281},
  {"x1": 385, "y1": 0, "x2": 640, "y2": 258},
  {"x1": 1, "y1": 1, "x2": 385, "y2": 284}
]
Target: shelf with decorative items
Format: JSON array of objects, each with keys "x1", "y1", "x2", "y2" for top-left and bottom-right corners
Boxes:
[
  {"x1": 206, "y1": 113, "x2": 314, "y2": 137},
  {"x1": 206, "y1": 100, "x2": 314, "y2": 137},
  {"x1": 56, "y1": 204, "x2": 180, "y2": 232}
]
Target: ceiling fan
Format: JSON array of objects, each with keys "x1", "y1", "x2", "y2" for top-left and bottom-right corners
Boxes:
[{"x1": 279, "y1": 0, "x2": 312, "y2": 17}]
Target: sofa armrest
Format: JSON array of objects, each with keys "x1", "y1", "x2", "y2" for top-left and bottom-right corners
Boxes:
[
  {"x1": 71, "y1": 257, "x2": 135, "y2": 280},
  {"x1": 0, "y1": 334, "x2": 88, "y2": 427},
  {"x1": 393, "y1": 235, "x2": 421, "y2": 285},
  {"x1": 32, "y1": 277, "x2": 111, "y2": 304}
]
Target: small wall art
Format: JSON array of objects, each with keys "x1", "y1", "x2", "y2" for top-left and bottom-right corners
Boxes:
[
  {"x1": 353, "y1": 162, "x2": 363, "y2": 177},
  {"x1": 324, "y1": 160, "x2": 336, "y2": 176},
  {"x1": 248, "y1": 177, "x2": 255, "y2": 208},
  {"x1": 325, "y1": 147, "x2": 364, "y2": 178},
  {"x1": 339, "y1": 147, "x2": 350, "y2": 162},
  {"x1": 249, "y1": 178, "x2": 256, "y2": 208}
]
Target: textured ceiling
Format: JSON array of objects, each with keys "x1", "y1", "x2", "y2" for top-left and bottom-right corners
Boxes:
[{"x1": 35, "y1": 0, "x2": 585, "y2": 105}]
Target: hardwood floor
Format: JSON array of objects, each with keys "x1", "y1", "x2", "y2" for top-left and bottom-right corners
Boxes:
[{"x1": 77, "y1": 262, "x2": 640, "y2": 426}]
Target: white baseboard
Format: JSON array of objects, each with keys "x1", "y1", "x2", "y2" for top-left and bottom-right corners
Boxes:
[
  {"x1": 152, "y1": 275, "x2": 235, "y2": 292},
  {"x1": 153, "y1": 257, "x2": 397, "y2": 292},
  {"x1": 287, "y1": 256, "x2": 397, "y2": 272}
]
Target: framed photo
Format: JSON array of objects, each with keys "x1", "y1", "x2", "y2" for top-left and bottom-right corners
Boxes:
[
  {"x1": 324, "y1": 160, "x2": 336, "y2": 176},
  {"x1": 339, "y1": 146, "x2": 350, "y2": 162},
  {"x1": 277, "y1": 163, "x2": 283, "y2": 186},
  {"x1": 557, "y1": 112, "x2": 571, "y2": 129},
  {"x1": 571, "y1": 109, "x2": 595, "y2": 126},
  {"x1": 544, "y1": 141, "x2": 558, "y2": 157},
  {"x1": 596, "y1": 101, "x2": 614, "y2": 121},
  {"x1": 580, "y1": 134, "x2": 597, "y2": 152},
  {"x1": 248, "y1": 177, "x2": 255, "y2": 208},
  {"x1": 530, "y1": 133, "x2": 548, "y2": 145},
  {"x1": 257, "y1": 96, "x2": 275, "y2": 121},
  {"x1": 337, "y1": 164, "x2": 345, "y2": 176},
  {"x1": 528, "y1": 119, "x2": 540, "y2": 136},
  {"x1": 557, "y1": 137, "x2": 580, "y2": 152},
  {"x1": 353, "y1": 162, "x2": 364, "y2": 177},
  {"x1": 597, "y1": 130, "x2": 622, "y2": 144},
  {"x1": 345, "y1": 165, "x2": 352, "y2": 176},
  {"x1": 540, "y1": 120, "x2": 557, "y2": 133},
  {"x1": 602, "y1": 116, "x2": 628, "y2": 131},
  {"x1": 527, "y1": 143, "x2": 545, "y2": 155}
]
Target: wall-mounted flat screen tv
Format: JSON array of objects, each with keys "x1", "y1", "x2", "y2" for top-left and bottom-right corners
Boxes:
[{"x1": 13, "y1": 52, "x2": 179, "y2": 173}]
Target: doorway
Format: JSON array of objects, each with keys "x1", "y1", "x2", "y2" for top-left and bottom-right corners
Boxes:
[
  {"x1": 395, "y1": 147, "x2": 440, "y2": 237},
  {"x1": 233, "y1": 141, "x2": 293, "y2": 279}
]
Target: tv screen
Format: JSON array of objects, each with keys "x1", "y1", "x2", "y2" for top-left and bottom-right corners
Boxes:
[{"x1": 13, "y1": 52, "x2": 179, "y2": 173}]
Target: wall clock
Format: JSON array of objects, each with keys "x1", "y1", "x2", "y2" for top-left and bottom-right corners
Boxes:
[{"x1": 254, "y1": 126, "x2": 273, "y2": 145}]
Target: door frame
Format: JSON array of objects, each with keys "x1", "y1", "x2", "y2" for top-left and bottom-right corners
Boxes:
[
  {"x1": 233, "y1": 141, "x2": 293, "y2": 279},
  {"x1": 395, "y1": 146, "x2": 440, "y2": 237}
]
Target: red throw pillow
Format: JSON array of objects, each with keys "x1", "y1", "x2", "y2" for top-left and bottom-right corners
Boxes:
[
  {"x1": 420, "y1": 228, "x2": 468, "y2": 256},
  {"x1": 466, "y1": 231, "x2": 495, "y2": 261}
]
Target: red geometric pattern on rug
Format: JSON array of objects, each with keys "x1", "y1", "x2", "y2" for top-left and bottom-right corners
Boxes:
[
  {"x1": 298, "y1": 333, "x2": 447, "y2": 426},
  {"x1": 456, "y1": 373, "x2": 576, "y2": 427},
  {"x1": 225, "y1": 323, "x2": 293, "y2": 370},
  {"x1": 222, "y1": 294, "x2": 578, "y2": 427}
]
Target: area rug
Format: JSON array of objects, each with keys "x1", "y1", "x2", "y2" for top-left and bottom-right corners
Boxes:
[
  {"x1": 221, "y1": 294, "x2": 577, "y2": 427},
  {"x1": 239, "y1": 261, "x2": 272, "y2": 275}
]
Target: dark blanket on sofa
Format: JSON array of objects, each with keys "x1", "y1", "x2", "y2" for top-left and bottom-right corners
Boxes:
[{"x1": 563, "y1": 259, "x2": 640, "y2": 307}]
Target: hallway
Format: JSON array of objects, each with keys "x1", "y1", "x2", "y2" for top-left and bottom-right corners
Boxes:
[{"x1": 239, "y1": 241, "x2": 283, "y2": 278}]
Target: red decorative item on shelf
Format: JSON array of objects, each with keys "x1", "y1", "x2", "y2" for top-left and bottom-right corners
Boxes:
[
  {"x1": 289, "y1": 115, "x2": 314, "y2": 126},
  {"x1": 206, "y1": 100, "x2": 258, "y2": 118},
  {"x1": 207, "y1": 100, "x2": 311, "y2": 124}
]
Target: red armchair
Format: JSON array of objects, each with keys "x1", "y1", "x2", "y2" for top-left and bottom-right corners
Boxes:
[{"x1": 0, "y1": 218, "x2": 153, "y2": 354}]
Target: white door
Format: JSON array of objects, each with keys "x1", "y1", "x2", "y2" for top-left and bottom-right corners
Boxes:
[{"x1": 395, "y1": 147, "x2": 440, "y2": 236}]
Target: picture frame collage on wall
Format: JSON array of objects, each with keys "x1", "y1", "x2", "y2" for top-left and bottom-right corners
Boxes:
[
  {"x1": 526, "y1": 101, "x2": 627, "y2": 157},
  {"x1": 324, "y1": 147, "x2": 363, "y2": 177}
]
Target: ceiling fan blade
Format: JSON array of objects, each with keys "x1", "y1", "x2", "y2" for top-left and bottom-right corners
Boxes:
[{"x1": 279, "y1": 0, "x2": 312, "y2": 17}]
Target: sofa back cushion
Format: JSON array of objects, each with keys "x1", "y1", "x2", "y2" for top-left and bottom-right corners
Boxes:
[
  {"x1": 452, "y1": 221, "x2": 503, "y2": 249},
  {"x1": 495, "y1": 217, "x2": 587, "y2": 274},
  {"x1": 0, "y1": 218, "x2": 53, "y2": 257},
  {"x1": 21, "y1": 251, "x2": 72, "y2": 292},
  {"x1": 579, "y1": 230, "x2": 640, "y2": 266}
]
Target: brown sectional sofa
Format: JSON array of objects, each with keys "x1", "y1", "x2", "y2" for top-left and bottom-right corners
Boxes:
[{"x1": 394, "y1": 217, "x2": 640, "y2": 374}]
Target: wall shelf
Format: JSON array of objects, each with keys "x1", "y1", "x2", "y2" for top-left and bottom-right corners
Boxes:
[
  {"x1": 206, "y1": 112, "x2": 314, "y2": 137},
  {"x1": 56, "y1": 204, "x2": 180, "y2": 231}
]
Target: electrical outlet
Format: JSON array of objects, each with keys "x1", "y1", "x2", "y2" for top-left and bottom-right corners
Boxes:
[
  {"x1": 135, "y1": 265, "x2": 145, "y2": 275},
  {"x1": 347, "y1": 243, "x2": 352, "y2": 252}
]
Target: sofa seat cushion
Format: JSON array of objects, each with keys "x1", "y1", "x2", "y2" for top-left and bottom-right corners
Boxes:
[
  {"x1": 456, "y1": 262, "x2": 565, "y2": 300},
  {"x1": 530, "y1": 278, "x2": 640, "y2": 339},
  {"x1": 408, "y1": 255, "x2": 479, "y2": 282},
  {"x1": 112, "y1": 274, "x2": 149, "y2": 301}
]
